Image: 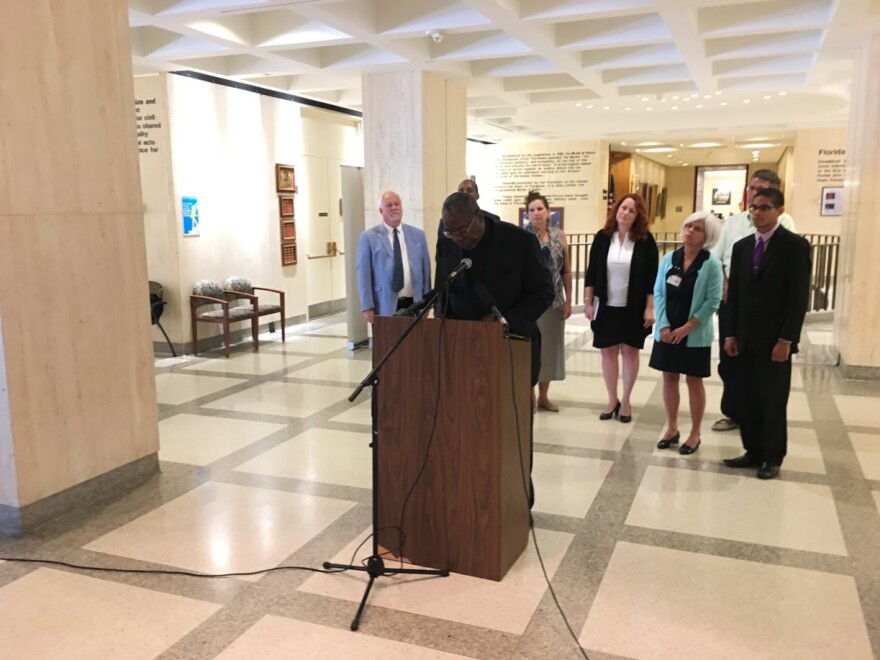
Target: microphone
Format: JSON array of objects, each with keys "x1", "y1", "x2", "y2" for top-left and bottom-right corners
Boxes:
[
  {"x1": 473, "y1": 283, "x2": 509, "y2": 330},
  {"x1": 445, "y1": 258, "x2": 472, "y2": 283},
  {"x1": 394, "y1": 288, "x2": 437, "y2": 317}
]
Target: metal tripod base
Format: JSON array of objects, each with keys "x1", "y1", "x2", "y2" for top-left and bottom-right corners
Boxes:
[{"x1": 323, "y1": 556, "x2": 449, "y2": 631}]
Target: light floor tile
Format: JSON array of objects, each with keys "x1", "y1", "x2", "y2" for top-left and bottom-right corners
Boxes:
[
  {"x1": 183, "y1": 351, "x2": 311, "y2": 376},
  {"x1": 835, "y1": 394, "x2": 880, "y2": 428},
  {"x1": 0, "y1": 568, "x2": 220, "y2": 660},
  {"x1": 84, "y1": 482, "x2": 355, "y2": 574},
  {"x1": 299, "y1": 527, "x2": 574, "y2": 634},
  {"x1": 154, "y1": 356, "x2": 191, "y2": 368},
  {"x1": 791, "y1": 366, "x2": 804, "y2": 389},
  {"x1": 307, "y1": 322, "x2": 349, "y2": 337},
  {"x1": 580, "y1": 542, "x2": 872, "y2": 660},
  {"x1": 155, "y1": 372, "x2": 245, "y2": 405},
  {"x1": 533, "y1": 453, "x2": 613, "y2": 518},
  {"x1": 204, "y1": 381, "x2": 351, "y2": 417},
  {"x1": 234, "y1": 428, "x2": 372, "y2": 488},
  {"x1": 217, "y1": 616, "x2": 475, "y2": 659},
  {"x1": 159, "y1": 414, "x2": 286, "y2": 466},
  {"x1": 550, "y1": 374, "x2": 657, "y2": 411},
  {"x1": 652, "y1": 427, "x2": 826, "y2": 475},
  {"x1": 850, "y1": 432, "x2": 880, "y2": 480},
  {"x1": 264, "y1": 335, "x2": 346, "y2": 354},
  {"x1": 287, "y1": 358, "x2": 369, "y2": 384},
  {"x1": 680, "y1": 387, "x2": 811, "y2": 422},
  {"x1": 534, "y1": 406, "x2": 632, "y2": 452},
  {"x1": 328, "y1": 398, "x2": 372, "y2": 425},
  {"x1": 626, "y1": 466, "x2": 847, "y2": 555}
]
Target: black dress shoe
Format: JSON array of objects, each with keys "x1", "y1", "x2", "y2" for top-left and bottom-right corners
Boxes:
[
  {"x1": 656, "y1": 432, "x2": 680, "y2": 449},
  {"x1": 723, "y1": 454, "x2": 761, "y2": 468},
  {"x1": 679, "y1": 439, "x2": 701, "y2": 455},
  {"x1": 757, "y1": 464, "x2": 780, "y2": 480},
  {"x1": 619, "y1": 412, "x2": 632, "y2": 423},
  {"x1": 599, "y1": 401, "x2": 620, "y2": 421}
]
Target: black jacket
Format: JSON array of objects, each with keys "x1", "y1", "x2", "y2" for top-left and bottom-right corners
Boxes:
[
  {"x1": 726, "y1": 225, "x2": 811, "y2": 355},
  {"x1": 435, "y1": 220, "x2": 553, "y2": 339},
  {"x1": 585, "y1": 230, "x2": 659, "y2": 315}
]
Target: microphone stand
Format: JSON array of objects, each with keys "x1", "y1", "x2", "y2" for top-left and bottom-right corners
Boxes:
[{"x1": 323, "y1": 285, "x2": 449, "y2": 631}]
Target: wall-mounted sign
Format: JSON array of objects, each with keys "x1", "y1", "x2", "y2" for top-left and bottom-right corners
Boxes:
[
  {"x1": 821, "y1": 187, "x2": 844, "y2": 217},
  {"x1": 182, "y1": 196, "x2": 200, "y2": 237}
]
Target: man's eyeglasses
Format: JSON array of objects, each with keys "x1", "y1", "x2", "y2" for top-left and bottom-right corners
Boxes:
[
  {"x1": 442, "y1": 213, "x2": 479, "y2": 239},
  {"x1": 748, "y1": 204, "x2": 777, "y2": 213}
]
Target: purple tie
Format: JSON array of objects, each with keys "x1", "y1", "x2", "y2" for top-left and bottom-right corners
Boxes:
[{"x1": 752, "y1": 236, "x2": 765, "y2": 272}]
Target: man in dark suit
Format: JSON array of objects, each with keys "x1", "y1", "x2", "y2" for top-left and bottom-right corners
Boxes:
[
  {"x1": 435, "y1": 192, "x2": 553, "y2": 384},
  {"x1": 436, "y1": 192, "x2": 553, "y2": 510},
  {"x1": 722, "y1": 188, "x2": 811, "y2": 480}
]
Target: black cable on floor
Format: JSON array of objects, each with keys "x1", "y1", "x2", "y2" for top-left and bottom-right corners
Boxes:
[
  {"x1": 505, "y1": 337, "x2": 590, "y2": 660},
  {"x1": 0, "y1": 556, "x2": 346, "y2": 578}
]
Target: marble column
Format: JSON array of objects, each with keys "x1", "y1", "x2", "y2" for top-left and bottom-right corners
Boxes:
[
  {"x1": 835, "y1": 31, "x2": 880, "y2": 378},
  {"x1": 361, "y1": 71, "x2": 466, "y2": 233},
  {"x1": 0, "y1": 0, "x2": 159, "y2": 531}
]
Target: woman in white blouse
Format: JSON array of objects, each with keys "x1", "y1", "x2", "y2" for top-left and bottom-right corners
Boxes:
[{"x1": 584, "y1": 194, "x2": 659, "y2": 422}]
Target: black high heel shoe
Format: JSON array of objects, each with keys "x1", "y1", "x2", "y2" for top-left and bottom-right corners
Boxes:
[
  {"x1": 656, "y1": 431, "x2": 680, "y2": 449},
  {"x1": 619, "y1": 405, "x2": 633, "y2": 423},
  {"x1": 679, "y1": 439, "x2": 701, "y2": 455},
  {"x1": 599, "y1": 401, "x2": 620, "y2": 421}
]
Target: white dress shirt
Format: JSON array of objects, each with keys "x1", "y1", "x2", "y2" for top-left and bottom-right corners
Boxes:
[
  {"x1": 385, "y1": 222, "x2": 413, "y2": 298},
  {"x1": 606, "y1": 231, "x2": 635, "y2": 307}
]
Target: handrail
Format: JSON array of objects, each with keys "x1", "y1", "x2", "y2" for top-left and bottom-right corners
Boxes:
[{"x1": 566, "y1": 232, "x2": 840, "y2": 312}]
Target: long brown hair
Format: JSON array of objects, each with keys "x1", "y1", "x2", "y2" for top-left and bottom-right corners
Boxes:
[{"x1": 603, "y1": 193, "x2": 649, "y2": 241}]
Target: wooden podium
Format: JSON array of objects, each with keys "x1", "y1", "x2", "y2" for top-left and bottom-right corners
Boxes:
[{"x1": 372, "y1": 316, "x2": 532, "y2": 581}]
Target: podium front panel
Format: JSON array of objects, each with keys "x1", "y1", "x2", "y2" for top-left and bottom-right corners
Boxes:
[{"x1": 372, "y1": 316, "x2": 530, "y2": 581}]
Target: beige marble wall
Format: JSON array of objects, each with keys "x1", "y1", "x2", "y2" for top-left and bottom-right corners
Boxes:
[
  {"x1": 362, "y1": 71, "x2": 466, "y2": 233},
  {"x1": 836, "y1": 32, "x2": 880, "y2": 372},
  {"x1": 0, "y1": 0, "x2": 158, "y2": 506},
  {"x1": 789, "y1": 128, "x2": 848, "y2": 235}
]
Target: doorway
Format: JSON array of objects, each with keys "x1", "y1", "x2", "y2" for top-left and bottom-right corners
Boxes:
[
  {"x1": 303, "y1": 155, "x2": 347, "y2": 318},
  {"x1": 694, "y1": 165, "x2": 748, "y2": 219}
]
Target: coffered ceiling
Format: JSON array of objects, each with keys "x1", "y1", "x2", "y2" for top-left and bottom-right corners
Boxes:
[{"x1": 129, "y1": 0, "x2": 880, "y2": 165}]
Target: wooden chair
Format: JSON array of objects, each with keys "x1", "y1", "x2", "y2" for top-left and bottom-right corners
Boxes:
[
  {"x1": 190, "y1": 279, "x2": 258, "y2": 358},
  {"x1": 223, "y1": 276, "x2": 286, "y2": 342}
]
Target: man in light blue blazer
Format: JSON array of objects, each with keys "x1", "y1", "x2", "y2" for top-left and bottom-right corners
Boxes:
[{"x1": 356, "y1": 191, "x2": 432, "y2": 322}]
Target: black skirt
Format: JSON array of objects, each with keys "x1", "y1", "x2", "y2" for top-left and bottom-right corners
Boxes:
[
  {"x1": 649, "y1": 341, "x2": 711, "y2": 377},
  {"x1": 591, "y1": 305, "x2": 651, "y2": 350}
]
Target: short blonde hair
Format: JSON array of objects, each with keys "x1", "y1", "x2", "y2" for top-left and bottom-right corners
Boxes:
[{"x1": 681, "y1": 211, "x2": 720, "y2": 249}]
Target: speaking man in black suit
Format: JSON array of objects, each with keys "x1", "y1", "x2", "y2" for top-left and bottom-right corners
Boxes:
[
  {"x1": 722, "y1": 188, "x2": 810, "y2": 480},
  {"x1": 435, "y1": 192, "x2": 553, "y2": 384},
  {"x1": 436, "y1": 192, "x2": 553, "y2": 510}
]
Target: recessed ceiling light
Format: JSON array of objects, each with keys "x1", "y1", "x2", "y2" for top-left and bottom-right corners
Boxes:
[
  {"x1": 691, "y1": 93, "x2": 699, "y2": 98},
  {"x1": 586, "y1": 104, "x2": 593, "y2": 109},
  {"x1": 660, "y1": 98, "x2": 667, "y2": 103},
  {"x1": 641, "y1": 96, "x2": 649, "y2": 101},
  {"x1": 743, "y1": 99, "x2": 751, "y2": 103},
  {"x1": 639, "y1": 147, "x2": 676, "y2": 153},
  {"x1": 690, "y1": 142, "x2": 722, "y2": 148},
  {"x1": 671, "y1": 106, "x2": 678, "y2": 110},
  {"x1": 636, "y1": 142, "x2": 664, "y2": 146},
  {"x1": 703, "y1": 94, "x2": 712, "y2": 99},
  {"x1": 683, "y1": 97, "x2": 691, "y2": 101},
  {"x1": 624, "y1": 107, "x2": 631, "y2": 111},
  {"x1": 667, "y1": 154, "x2": 673, "y2": 158},
  {"x1": 763, "y1": 95, "x2": 772, "y2": 100},
  {"x1": 720, "y1": 101, "x2": 728, "y2": 106},
  {"x1": 621, "y1": 142, "x2": 627, "y2": 145},
  {"x1": 602, "y1": 106, "x2": 610, "y2": 110},
  {"x1": 672, "y1": 95, "x2": 680, "y2": 100},
  {"x1": 576, "y1": 102, "x2": 582, "y2": 107},
  {"x1": 696, "y1": 104, "x2": 703, "y2": 108},
  {"x1": 778, "y1": 91, "x2": 787, "y2": 96},
  {"x1": 683, "y1": 163, "x2": 689, "y2": 166},
  {"x1": 715, "y1": 91, "x2": 722, "y2": 95},
  {"x1": 646, "y1": 106, "x2": 654, "y2": 111}
]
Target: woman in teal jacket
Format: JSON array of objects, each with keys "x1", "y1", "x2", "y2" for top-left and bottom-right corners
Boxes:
[{"x1": 651, "y1": 211, "x2": 723, "y2": 455}]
